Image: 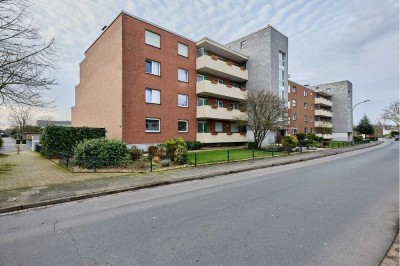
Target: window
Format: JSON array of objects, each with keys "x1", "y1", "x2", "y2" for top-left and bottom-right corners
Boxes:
[
  {"x1": 231, "y1": 102, "x2": 239, "y2": 109},
  {"x1": 215, "y1": 122, "x2": 223, "y2": 133},
  {"x1": 178, "y1": 120, "x2": 188, "y2": 132},
  {"x1": 304, "y1": 115, "x2": 308, "y2": 122},
  {"x1": 288, "y1": 85, "x2": 291, "y2": 94},
  {"x1": 231, "y1": 123, "x2": 239, "y2": 133},
  {"x1": 310, "y1": 128, "x2": 313, "y2": 133},
  {"x1": 279, "y1": 52, "x2": 285, "y2": 67},
  {"x1": 145, "y1": 118, "x2": 160, "y2": 132},
  {"x1": 178, "y1": 68, "x2": 188, "y2": 82},
  {"x1": 145, "y1": 60, "x2": 160, "y2": 76},
  {"x1": 197, "y1": 74, "x2": 206, "y2": 81},
  {"x1": 145, "y1": 30, "x2": 160, "y2": 48},
  {"x1": 178, "y1": 43, "x2": 188, "y2": 57},
  {"x1": 240, "y1": 40, "x2": 246, "y2": 49},
  {"x1": 217, "y1": 79, "x2": 224, "y2": 84},
  {"x1": 304, "y1": 128, "x2": 308, "y2": 133},
  {"x1": 292, "y1": 113, "x2": 297, "y2": 120},
  {"x1": 293, "y1": 129, "x2": 297, "y2": 134},
  {"x1": 197, "y1": 97, "x2": 208, "y2": 106},
  {"x1": 310, "y1": 116, "x2": 314, "y2": 122},
  {"x1": 288, "y1": 101, "x2": 291, "y2": 109},
  {"x1": 292, "y1": 100, "x2": 296, "y2": 107},
  {"x1": 178, "y1": 94, "x2": 188, "y2": 107},
  {"x1": 304, "y1": 102, "x2": 308, "y2": 109},
  {"x1": 310, "y1": 92, "x2": 313, "y2": 99},
  {"x1": 145, "y1": 89, "x2": 160, "y2": 104},
  {"x1": 197, "y1": 121, "x2": 207, "y2": 133},
  {"x1": 304, "y1": 90, "x2": 308, "y2": 96},
  {"x1": 310, "y1": 104, "x2": 314, "y2": 111},
  {"x1": 232, "y1": 83, "x2": 239, "y2": 88},
  {"x1": 216, "y1": 100, "x2": 223, "y2": 108},
  {"x1": 292, "y1": 86, "x2": 297, "y2": 93}
]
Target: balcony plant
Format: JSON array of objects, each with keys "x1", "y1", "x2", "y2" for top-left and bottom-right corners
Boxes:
[
  {"x1": 240, "y1": 132, "x2": 246, "y2": 136},
  {"x1": 211, "y1": 80, "x2": 218, "y2": 84},
  {"x1": 227, "y1": 106, "x2": 233, "y2": 111},
  {"x1": 227, "y1": 84, "x2": 232, "y2": 88},
  {"x1": 227, "y1": 132, "x2": 233, "y2": 135},
  {"x1": 211, "y1": 132, "x2": 218, "y2": 135},
  {"x1": 226, "y1": 61, "x2": 233, "y2": 66},
  {"x1": 211, "y1": 105, "x2": 218, "y2": 109},
  {"x1": 211, "y1": 55, "x2": 219, "y2": 60},
  {"x1": 240, "y1": 87, "x2": 246, "y2": 91},
  {"x1": 240, "y1": 66, "x2": 246, "y2": 71}
]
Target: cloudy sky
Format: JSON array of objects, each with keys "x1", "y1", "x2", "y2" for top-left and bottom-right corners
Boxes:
[{"x1": 1, "y1": 0, "x2": 398, "y2": 128}]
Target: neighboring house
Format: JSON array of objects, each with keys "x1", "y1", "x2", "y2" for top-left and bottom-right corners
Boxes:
[
  {"x1": 37, "y1": 120, "x2": 71, "y2": 128},
  {"x1": 382, "y1": 125, "x2": 399, "y2": 136},
  {"x1": 310, "y1": 81, "x2": 353, "y2": 142},
  {"x1": 287, "y1": 81, "x2": 316, "y2": 136},
  {"x1": 71, "y1": 11, "x2": 287, "y2": 148}
]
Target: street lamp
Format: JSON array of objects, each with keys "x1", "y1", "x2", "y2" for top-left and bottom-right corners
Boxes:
[{"x1": 352, "y1": 99, "x2": 371, "y2": 143}]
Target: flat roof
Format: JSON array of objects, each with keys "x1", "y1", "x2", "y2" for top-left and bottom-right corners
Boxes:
[{"x1": 196, "y1": 37, "x2": 248, "y2": 63}]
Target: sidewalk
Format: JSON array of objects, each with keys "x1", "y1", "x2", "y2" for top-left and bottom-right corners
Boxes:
[{"x1": 0, "y1": 141, "x2": 383, "y2": 213}]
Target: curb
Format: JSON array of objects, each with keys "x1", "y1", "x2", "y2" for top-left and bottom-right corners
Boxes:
[{"x1": 0, "y1": 141, "x2": 383, "y2": 214}]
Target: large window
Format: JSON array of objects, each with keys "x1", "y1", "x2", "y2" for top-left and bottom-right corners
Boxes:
[
  {"x1": 145, "y1": 60, "x2": 160, "y2": 76},
  {"x1": 215, "y1": 122, "x2": 223, "y2": 133},
  {"x1": 231, "y1": 123, "x2": 239, "y2": 133},
  {"x1": 304, "y1": 115, "x2": 308, "y2": 122},
  {"x1": 145, "y1": 118, "x2": 160, "y2": 132},
  {"x1": 304, "y1": 90, "x2": 308, "y2": 96},
  {"x1": 178, "y1": 43, "x2": 188, "y2": 57},
  {"x1": 197, "y1": 74, "x2": 207, "y2": 81},
  {"x1": 197, "y1": 121, "x2": 207, "y2": 133},
  {"x1": 178, "y1": 120, "x2": 188, "y2": 132},
  {"x1": 215, "y1": 100, "x2": 223, "y2": 108},
  {"x1": 145, "y1": 89, "x2": 160, "y2": 104},
  {"x1": 145, "y1": 30, "x2": 160, "y2": 48},
  {"x1": 178, "y1": 68, "x2": 188, "y2": 82},
  {"x1": 178, "y1": 94, "x2": 188, "y2": 107}
]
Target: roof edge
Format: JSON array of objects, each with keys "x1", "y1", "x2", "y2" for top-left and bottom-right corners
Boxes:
[{"x1": 226, "y1": 24, "x2": 288, "y2": 45}]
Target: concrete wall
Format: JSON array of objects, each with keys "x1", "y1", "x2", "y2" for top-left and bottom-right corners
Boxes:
[
  {"x1": 247, "y1": 130, "x2": 277, "y2": 146},
  {"x1": 311, "y1": 81, "x2": 353, "y2": 141},
  {"x1": 71, "y1": 15, "x2": 123, "y2": 140}
]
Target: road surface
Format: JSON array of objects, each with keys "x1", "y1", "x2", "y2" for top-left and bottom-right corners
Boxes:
[{"x1": 0, "y1": 140, "x2": 398, "y2": 265}]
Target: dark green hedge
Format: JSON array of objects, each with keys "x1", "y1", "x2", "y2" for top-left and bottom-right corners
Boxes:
[{"x1": 41, "y1": 126, "x2": 106, "y2": 158}]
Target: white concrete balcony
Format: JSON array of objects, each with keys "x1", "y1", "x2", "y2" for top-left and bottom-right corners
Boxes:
[
  {"x1": 315, "y1": 109, "x2": 333, "y2": 118},
  {"x1": 315, "y1": 97, "x2": 332, "y2": 107},
  {"x1": 196, "y1": 55, "x2": 248, "y2": 82},
  {"x1": 197, "y1": 132, "x2": 247, "y2": 143},
  {"x1": 316, "y1": 133, "x2": 332, "y2": 139},
  {"x1": 197, "y1": 105, "x2": 247, "y2": 121},
  {"x1": 196, "y1": 80, "x2": 247, "y2": 101},
  {"x1": 315, "y1": 121, "x2": 333, "y2": 128}
]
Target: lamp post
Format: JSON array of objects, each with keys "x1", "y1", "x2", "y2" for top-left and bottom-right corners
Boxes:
[{"x1": 352, "y1": 100, "x2": 371, "y2": 143}]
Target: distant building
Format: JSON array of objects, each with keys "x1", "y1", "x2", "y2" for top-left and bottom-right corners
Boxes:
[{"x1": 37, "y1": 120, "x2": 71, "y2": 128}]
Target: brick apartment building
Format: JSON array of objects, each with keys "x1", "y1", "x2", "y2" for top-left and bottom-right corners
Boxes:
[
  {"x1": 287, "y1": 81, "x2": 316, "y2": 135},
  {"x1": 72, "y1": 11, "x2": 288, "y2": 148}
]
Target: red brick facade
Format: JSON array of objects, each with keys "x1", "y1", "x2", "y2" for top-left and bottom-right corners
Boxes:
[{"x1": 288, "y1": 80, "x2": 315, "y2": 135}]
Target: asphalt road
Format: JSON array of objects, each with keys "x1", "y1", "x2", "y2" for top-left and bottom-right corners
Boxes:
[{"x1": 0, "y1": 140, "x2": 398, "y2": 265}]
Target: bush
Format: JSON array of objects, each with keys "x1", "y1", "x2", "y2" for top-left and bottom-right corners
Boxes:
[
  {"x1": 22, "y1": 139, "x2": 26, "y2": 144},
  {"x1": 148, "y1": 145, "x2": 165, "y2": 157},
  {"x1": 263, "y1": 144, "x2": 282, "y2": 152},
  {"x1": 301, "y1": 139, "x2": 314, "y2": 146},
  {"x1": 353, "y1": 136, "x2": 363, "y2": 143},
  {"x1": 164, "y1": 137, "x2": 187, "y2": 165},
  {"x1": 41, "y1": 126, "x2": 106, "y2": 158},
  {"x1": 295, "y1": 133, "x2": 306, "y2": 141},
  {"x1": 186, "y1": 141, "x2": 203, "y2": 150},
  {"x1": 281, "y1": 136, "x2": 298, "y2": 147},
  {"x1": 0, "y1": 136, "x2": 3, "y2": 150},
  {"x1": 72, "y1": 138, "x2": 130, "y2": 169},
  {"x1": 129, "y1": 145, "x2": 142, "y2": 161},
  {"x1": 247, "y1": 142, "x2": 256, "y2": 150}
]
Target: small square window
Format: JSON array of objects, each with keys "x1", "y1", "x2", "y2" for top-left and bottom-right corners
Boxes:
[
  {"x1": 240, "y1": 40, "x2": 246, "y2": 49},
  {"x1": 197, "y1": 74, "x2": 206, "y2": 81},
  {"x1": 292, "y1": 113, "x2": 297, "y2": 120},
  {"x1": 178, "y1": 68, "x2": 188, "y2": 82},
  {"x1": 304, "y1": 90, "x2": 308, "y2": 96},
  {"x1": 304, "y1": 115, "x2": 308, "y2": 122},
  {"x1": 292, "y1": 86, "x2": 297, "y2": 93},
  {"x1": 304, "y1": 102, "x2": 308, "y2": 109},
  {"x1": 145, "y1": 89, "x2": 160, "y2": 104},
  {"x1": 217, "y1": 79, "x2": 224, "y2": 84},
  {"x1": 145, "y1": 118, "x2": 160, "y2": 132},
  {"x1": 178, "y1": 94, "x2": 188, "y2": 107},
  {"x1": 145, "y1": 30, "x2": 160, "y2": 48},
  {"x1": 178, "y1": 120, "x2": 188, "y2": 132},
  {"x1": 292, "y1": 100, "x2": 296, "y2": 107},
  {"x1": 145, "y1": 60, "x2": 160, "y2": 76},
  {"x1": 178, "y1": 43, "x2": 188, "y2": 57},
  {"x1": 216, "y1": 100, "x2": 223, "y2": 108},
  {"x1": 197, "y1": 97, "x2": 208, "y2": 106}
]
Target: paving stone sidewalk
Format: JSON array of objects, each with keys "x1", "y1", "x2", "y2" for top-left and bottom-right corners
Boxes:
[{"x1": 0, "y1": 141, "x2": 383, "y2": 213}]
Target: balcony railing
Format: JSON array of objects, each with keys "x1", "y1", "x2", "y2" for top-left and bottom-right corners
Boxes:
[
  {"x1": 197, "y1": 132, "x2": 247, "y2": 143},
  {"x1": 316, "y1": 133, "x2": 332, "y2": 139},
  {"x1": 197, "y1": 105, "x2": 247, "y2": 121},
  {"x1": 196, "y1": 55, "x2": 248, "y2": 82},
  {"x1": 315, "y1": 121, "x2": 333, "y2": 128},
  {"x1": 315, "y1": 97, "x2": 332, "y2": 107},
  {"x1": 196, "y1": 80, "x2": 247, "y2": 101},
  {"x1": 315, "y1": 109, "x2": 333, "y2": 117}
]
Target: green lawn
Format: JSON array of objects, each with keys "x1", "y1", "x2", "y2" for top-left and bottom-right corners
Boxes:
[
  {"x1": 187, "y1": 149, "x2": 285, "y2": 165},
  {"x1": 329, "y1": 141, "x2": 352, "y2": 148}
]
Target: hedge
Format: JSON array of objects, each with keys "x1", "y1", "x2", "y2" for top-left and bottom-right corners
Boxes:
[
  {"x1": 72, "y1": 138, "x2": 130, "y2": 169},
  {"x1": 41, "y1": 126, "x2": 106, "y2": 158}
]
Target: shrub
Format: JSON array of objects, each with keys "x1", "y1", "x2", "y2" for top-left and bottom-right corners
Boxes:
[
  {"x1": 264, "y1": 144, "x2": 282, "y2": 152},
  {"x1": 72, "y1": 138, "x2": 130, "y2": 169},
  {"x1": 295, "y1": 133, "x2": 306, "y2": 141},
  {"x1": 129, "y1": 145, "x2": 142, "y2": 161},
  {"x1": 148, "y1": 145, "x2": 165, "y2": 157},
  {"x1": 0, "y1": 136, "x2": 3, "y2": 150},
  {"x1": 22, "y1": 139, "x2": 26, "y2": 144},
  {"x1": 353, "y1": 136, "x2": 363, "y2": 143},
  {"x1": 247, "y1": 142, "x2": 256, "y2": 150},
  {"x1": 186, "y1": 141, "x2": 203, "y2": 150},
  {"x1": 161, "y1": 159, "x2": 171, "y2": 167},
  {"x1": 164, "y1": 137, "x2": 187, "y2": 164},
  {"x1": 281, "y1": 136, "x2": 298, "y2": 147},
  {"x1": 302, "y1": 139, "x2": 314, "y2": 146},
  {"x1": 41, "y1": 126, "x2": 106, "y2": 158}
]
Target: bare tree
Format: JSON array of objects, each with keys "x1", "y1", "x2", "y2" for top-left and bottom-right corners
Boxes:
[
  {"x1": 0, "y1": 0, "x2": 56, "y2": 108},
  {"x1": 8, "y1": 104, "x2": 34, "y2": 134},
  {"x1": 381, "y1": 101, "x2": 400, "y2": 127},
  {"x1": 239, "y1": 89, "x2": 287, "y2": 149}
]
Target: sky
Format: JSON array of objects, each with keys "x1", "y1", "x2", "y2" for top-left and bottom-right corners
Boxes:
[{"x1": 0, "y1": 0, "x2": 398, "y2": 129}]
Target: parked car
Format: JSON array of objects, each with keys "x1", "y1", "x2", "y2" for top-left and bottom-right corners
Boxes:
[{"x1": 395, "y1": 136, "x2": 399, "y2": 141}]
